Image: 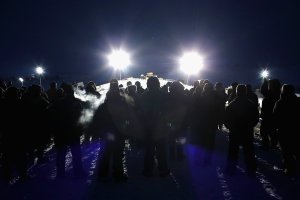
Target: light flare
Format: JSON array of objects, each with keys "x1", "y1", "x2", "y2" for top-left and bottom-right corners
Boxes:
[
  {"x1": 260, "y1": 69, "x2": 269, "y2": 78},
  {"x1": 179, "y1": 52, "x2": 203, "y2": 75},
  {"x1": 35, "y1": 66, "x2": 44, "y2": 75},
  {"x1": 107, "y1": 49, "x2": 131, "y2": 70}
]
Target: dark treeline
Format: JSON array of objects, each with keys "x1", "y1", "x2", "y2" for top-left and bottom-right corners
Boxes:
[{"x1": 0, "y1": 76, "x2": 299, "y2": 184}]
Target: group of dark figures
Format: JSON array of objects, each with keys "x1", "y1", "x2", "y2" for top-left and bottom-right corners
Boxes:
[{"x1": 0, "y1": 76, "x2": 299, "y2": 184}]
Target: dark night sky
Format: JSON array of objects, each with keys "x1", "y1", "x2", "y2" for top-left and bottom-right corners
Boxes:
[{"x1": 0, "y1": 0, "x2": 299, "y2": 86}]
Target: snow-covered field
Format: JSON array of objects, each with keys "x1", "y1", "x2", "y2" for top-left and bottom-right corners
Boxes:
[{"x1": 1, "y1": 129, "x2": 299, "y2": 200}]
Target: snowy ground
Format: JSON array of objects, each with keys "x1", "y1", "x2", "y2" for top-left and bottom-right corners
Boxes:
[{"x1": 0, "y1": 128, "x2": 299, "y2": 200}]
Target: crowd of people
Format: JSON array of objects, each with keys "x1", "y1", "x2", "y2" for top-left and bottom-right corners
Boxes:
[{"x1": 0, "y1": 76, "x2": 299, "y2": 184}]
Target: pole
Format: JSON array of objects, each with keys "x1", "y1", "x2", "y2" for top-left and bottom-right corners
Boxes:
[
  {"x1": 119, "y1": 69, "x2": 122, "y2": 80},
  {"x1": 39, "y1": 76, "x2": 42, "y2": 86},
  {"x1": 186, "y1": 75, "x2": 190, "y2": 85}
]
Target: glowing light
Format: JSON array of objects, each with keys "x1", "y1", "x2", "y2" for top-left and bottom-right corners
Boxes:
[
  {"x1": 260, "y1": 69, "x2": 269, "y2": 78},
  {"x1": 179, "y1": 52, "x2": 203, "y2": 75},
  {"x1": 18, "y1": 77, "x2": 24, "y2": 83},
  {"x1": 35, "y1": 66, "x2": 44, "y2": 75},
  {"x1": 107, "y1": 49, "x2": 131, "y2": 70}
]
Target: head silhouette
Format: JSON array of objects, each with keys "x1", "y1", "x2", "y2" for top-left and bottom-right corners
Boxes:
[
  {"x1": 169, "y1": 81, "x2": 184, "y2": 95},
  {"x1": 147, "y1": 76, "x2": 160, "y2": 92},
  {"x1": 268, "y1": 79, "x2": 281, "y2": 92},
  {"x1": 281, "y1": 84, "x2": 295, "y2": 97},
  {"x1": 109, "y1": 82, "x2": 120, "y2": 93},
  {"x1": 63, "y1": 84, "x2": 75, "y2": 97},
  {"x1": 202, "y1": 82, "x2": 214, "y2": 96},
  {"x1": 236, "y1": 84, "x2": 247, "y2": 97},
  {"x1": 127, "y1": 85, "x2": 137, "y2": 95},
  {"x1": 193, "y1": 80, "x2": 200, "y2": 88},
  {"x1": 126, "y1": 81, "x2": 132, "y2": 86},
  {"x1": 30, "y1": 84, "x2": 42, "y2": 97},
  {"x1": 135, "y1": 81, "x2": 141, "y2": 87},
  {"x1": 110, "y1": 79, "x2": 118, "y2": 85},
  {"x1": 246, "y1": 84, "x2": 253, "y2": 92}
]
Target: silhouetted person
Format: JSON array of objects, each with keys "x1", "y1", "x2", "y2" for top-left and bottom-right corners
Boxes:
[
  {"x1": 215, "y1": 82, "x2": 228, "y2": 130},
  {"x1": 85, "y1": 81, "x2": 100, "y2": 98},
  {"x1": 135, "y1": 81, "x2": 145, "y2": 96},
  {"x1": 125, "y1": 81, "x2": 133, "y2": 94},
  {"x1": 48, "y1": 84, "x2": 85, "y2": 178},
  {"x1": 228, "y1": 82, "x2": 239, "y2": 103},
  {"x1": 60, "y1": 82, "x2": 68, "y2": 92},
  {"x1": 161, "y1": 82, "x2": 170, "y2": 94},
  {"x1": 126, "y1": 81, "x2": 132, "y2": 87},
  {"x1": 260, "y1": 78, "x2": 281, "y2": 150},
  {"x1": 246, "y1": 84, "x2": 259, "y2": 107},
  {"x1": 47, "y1": 82, "x2": 60, "y2": 103},
  {"x1": 123, "y1": 84, "x2": 144, "y2": 151},
  {"x1": 91, "y1": 81, "x2": 129, "y2": 182},
  {"x1": 140, "y1": 76, "x2": 170, "y2": 177},
  {"x1": 189, "y1": 83, "x2": 204, "y2": 143},
  {"x1": 193, "y1": 82, "x2": 220, "y2": 165},
  {"x1": 126, "y1": 85, "x2": 136, "y2": 98},
  {"x1": 165, "y1": 81, "x2": 188, "y2": 160},
  {"x1": 0, "y1": 87, "x2": 29, "y2": 182},
  {"x1": 260, "y1": 78, "x2": 269, "y2": 97},
  {"x1": 225, "y1": 84, "x2": 259, "y2": 176},
  {"x1": 197, "y1": 79, "x2": 210, "y2": 96},
  {"x1": 119, "y1": 84, "x2": 125, "y2": 94},
  {"x1": 22, "y1": 84, "x2": 50, "y2": 164},
  {"x1": 273, "y1": 84, "x2": 300, "y2": 176},
  {"x1": 189, "y1": 80, "x2": 199, "y2": 96}
]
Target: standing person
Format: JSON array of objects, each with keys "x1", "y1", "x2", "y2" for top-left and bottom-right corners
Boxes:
[
  {"x1": 0, "y1": 87, "x2": 29, "y2": 182},
  {"x1": 126, "y1": 84, "x2": 144, "y2": 150},
  {"x1": 189, "y1": 80, "x2": 199, "y2": 96},
  {"x1": 260, "y1": 79, "x2": 281, "y2": 150},
  {"x1": 85, "y1": 81, "x2": 101, "y2": 98},
  {"x1": 47, "y1": 82, "x2": 60, "y2": 103},
  {"x1": 165, "y1": 81, "x2": 188, "y2": 161},
  {"x1": 227, "y1": 82, "x2": 239, "y2": 103},
  {"x1": 135, "y1": 81, "x2": 145, "y2": 96},
  {"x1": 260, "y1": 78, "x2": 269, "y2": 98},
  {"x1": 22, "y1": 85, "x2": 50, "y2": 164},
  {"x1": 273, "y1": 84, "x2": 300, "y2": 176},
  {"x1": 91, "y1": 81, "x2": 129, "y2": 182},
  {"x1": 246, "y1": 84, "x2": 259, "y2": 107},
  {"x1": 196, "y1": 82, "x2": 221, "y2": 165},
  {"x1": 215, "y1": 82, "x2": 228, "y2": 130},
  {"x1": 48, "y1": 84, "x2": 85, "y2": 178},
  {"x1": 140, "y1": 76, "x2": 170, "y2": 177},
  {"x1": 224, "y1": 84, "x2": 259, "y2": 176}
]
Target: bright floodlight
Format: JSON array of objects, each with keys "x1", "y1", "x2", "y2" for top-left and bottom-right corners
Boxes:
[
  {"x1": 18, "y1": 77, "x2": 24, "y2": 83},
  {"x1": 108, "y1": 49, "x2": 131, "y2": 70},
  {"x1": 260, "y1": 69, "x2": 269, "y2": 78},
  {"x1": 179, "y1": 52, "x2": 203, "y2": 75},
  {"x1": 36, "y1": 66, "x2": 44, "y2": 75}
]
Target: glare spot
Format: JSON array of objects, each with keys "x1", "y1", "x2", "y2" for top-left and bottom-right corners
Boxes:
[
  {"x1": 107, "y1": 49, "x2": 131, "y2": 70},
  {"x1": 179, "y1": 52, "x2": 203, "y2": 75},
  {"x1": 260, "y1": 69, "x2": 269, "y2": 78},
  {"x1": 36, "y1": 66, "x2": 44, "y2": 75}
]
